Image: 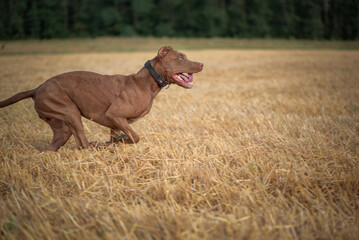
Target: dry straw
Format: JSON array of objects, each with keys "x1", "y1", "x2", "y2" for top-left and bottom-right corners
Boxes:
[{"x1": 0, "y1": 50, "x2": 358, "y2": 239}]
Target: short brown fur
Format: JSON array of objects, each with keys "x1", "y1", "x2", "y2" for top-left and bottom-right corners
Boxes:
[{"x1": 0, "y1": 46, "x2": 203, "y2": 151}]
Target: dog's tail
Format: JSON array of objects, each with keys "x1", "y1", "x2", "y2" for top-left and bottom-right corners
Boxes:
[{"x1": 0, "y1": 89, "x2": 36, "y2": 108}]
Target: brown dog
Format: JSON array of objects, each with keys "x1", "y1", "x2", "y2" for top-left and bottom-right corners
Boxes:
[{"x1": 0, "y1": 46, "x2": 203, "y2": 151}]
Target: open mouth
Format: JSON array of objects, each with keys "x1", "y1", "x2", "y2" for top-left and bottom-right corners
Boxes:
[{"x1": 171, "y1": 73, "x2": 194, "y2": 88}]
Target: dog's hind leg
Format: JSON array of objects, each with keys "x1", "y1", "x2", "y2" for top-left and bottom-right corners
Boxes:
[
  {"x1": 35, "y1": 81, "x2": 90, "y2": 150},
  {"x1": 64, "y1": 114, "x2": 90, "y2": 149},
  {"x1": 45, "y1": 118, "x2": 72, "y2": 151},
  {"x1": 38, "y1": 106, "x2": 89, "y2": 149}
]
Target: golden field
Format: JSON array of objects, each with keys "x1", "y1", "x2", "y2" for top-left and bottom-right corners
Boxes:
[{"x1": 0, "y1": 48, "x2": 358, "y2": 239}]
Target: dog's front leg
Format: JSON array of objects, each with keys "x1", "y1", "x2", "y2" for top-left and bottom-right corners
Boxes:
[
  {"x1": 108, "y1": 129, "x2": 133, "y2": 144},
  {"x1": 105, "y1": 101, "x2": 140, "y2": 144},
  {"x1": 90, "y1": 122, "x2": 139, "y2": 148},
  {"x1": 109, "y1": 124, "x2": 139, "y2": 144}
]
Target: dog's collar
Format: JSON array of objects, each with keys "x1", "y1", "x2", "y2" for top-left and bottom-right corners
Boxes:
[{"x1": 144, "y1": 60, "x2": 168, "y2": 88}]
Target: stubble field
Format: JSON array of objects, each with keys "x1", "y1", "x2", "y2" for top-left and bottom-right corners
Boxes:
[{"x1": 0, "y1": 48, "x2": 358, "y2": 239}]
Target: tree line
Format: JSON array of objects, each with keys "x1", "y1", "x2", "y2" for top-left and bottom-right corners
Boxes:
[{"x1": 1, "y1": 0, "x2": 358, "y2": 40}]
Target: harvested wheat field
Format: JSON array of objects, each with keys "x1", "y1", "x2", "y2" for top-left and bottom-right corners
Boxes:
[{"x1": 0, "y1": 49, "x2": 358, "y2": 239}]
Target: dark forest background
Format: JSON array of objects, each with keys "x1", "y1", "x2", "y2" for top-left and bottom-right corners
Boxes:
[{"x1": 1, "y1": 0, "x2": 358, "y2": 40}]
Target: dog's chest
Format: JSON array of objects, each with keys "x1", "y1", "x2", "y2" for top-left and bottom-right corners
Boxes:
[
  {"x1": 128, "y1": 103, "x2": 152, "y2": 123},
  {"x1": 128, "y1": 109, "x2": 149, "y2": 123}
]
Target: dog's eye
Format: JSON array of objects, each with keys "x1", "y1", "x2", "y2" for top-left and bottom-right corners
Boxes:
[{"x1": 178, "y1": 57, "x2": 184, "y2": 62}]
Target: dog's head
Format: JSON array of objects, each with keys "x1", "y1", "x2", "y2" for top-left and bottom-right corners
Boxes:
[{"x1": 156, "y1": 46, "x2": 203, "y2": 89}]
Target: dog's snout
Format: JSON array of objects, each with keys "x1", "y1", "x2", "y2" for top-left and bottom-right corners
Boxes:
[{"x1": 198, "y1": 62, "x2": 204, "y2": 70}]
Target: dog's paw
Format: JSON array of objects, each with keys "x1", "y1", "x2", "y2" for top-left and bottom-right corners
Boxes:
[{"x1": 114, "y1": 134, "x2": 130, "y2": 143}]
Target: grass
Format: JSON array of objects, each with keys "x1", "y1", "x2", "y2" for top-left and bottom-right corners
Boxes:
[
  {"x1": 1, "y1": 37, "x2": 359, "y2": 55},
  {"x1": 0, "y1": 46, "x2": 358, "y2": 239}
]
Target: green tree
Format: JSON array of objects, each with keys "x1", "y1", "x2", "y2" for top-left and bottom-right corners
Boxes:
[
  {"x1": 8, "y1": 0, "x2": 27, "y2": 39},
  {"x1": 247, "y1": 0, "x2": 271, "y2": 37},
  {"x1": 131, "y1": 0, "x2": 154, "y2": 35},
  {"x1": 227, "y1": 0, "x2": 248, "y2": 37},
  {"x1": 268, "y1": 0, "x2": 295, "y2": 38},
  {"x1": 199, "y1": 0, "x2": 227, "y2": 37},
  {"x1": 0, "y1": 0, "x2": 358, "y2": 40},
  {"x1": 0, "y1": 0, "x2": 7, "y2": 39},
  {"x1": 26, "y1": 1, "x2": 40, "y2": 38}
]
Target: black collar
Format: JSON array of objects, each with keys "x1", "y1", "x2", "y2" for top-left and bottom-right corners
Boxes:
[{"x1": 144, "y1": 60, "x2": 168, "y2": 88}]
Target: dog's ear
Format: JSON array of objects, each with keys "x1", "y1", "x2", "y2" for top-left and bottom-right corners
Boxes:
[{"x1": 158, "y1": 46, "x2": 173, "y2": 59}]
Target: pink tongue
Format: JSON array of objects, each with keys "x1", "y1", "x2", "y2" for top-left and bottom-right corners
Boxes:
[
  {"x1": 180, "y1": 73, "x2": 193, "y2": 82},
  {"x1": 188, "y1": 73, "x2": 193, "y2": 81}
]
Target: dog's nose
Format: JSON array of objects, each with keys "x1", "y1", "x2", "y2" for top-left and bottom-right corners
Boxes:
[{"x1": 198, "y1": 63, "x2": 204, "y2": 69}]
